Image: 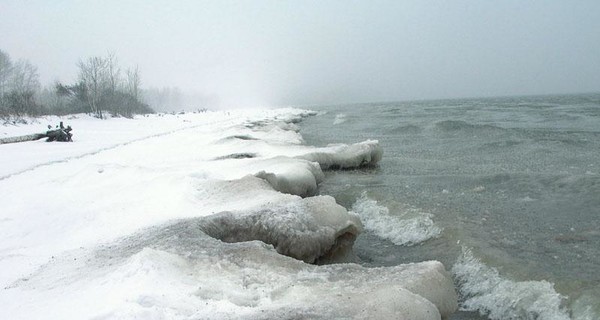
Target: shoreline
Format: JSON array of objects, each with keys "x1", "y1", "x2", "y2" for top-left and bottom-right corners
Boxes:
[{"x1": 0, "y1": 109, "x2": 458, "y2": 319}]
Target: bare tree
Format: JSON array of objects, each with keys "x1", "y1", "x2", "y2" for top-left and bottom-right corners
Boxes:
[
  {"x1": 78, "y1": 56, "x2": 108, "y2": 118},
  {"x1": 106, "y1": 52, "x2": 121, "y2": 93},
  {"x1": 126, "y1": 65, "x2": 141, "y2": 100},
  {"x1": 11, "y1": 60, "x2": 40, "y2": 94},
  {"x1": 0, "y1": 50, "x2": 12, "y2": 97},
  {"x1": 1, "y1": 50, "x2": 152, "y2": 118}
]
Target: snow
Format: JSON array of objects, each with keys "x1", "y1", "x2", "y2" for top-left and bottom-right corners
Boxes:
[{"x1": 0, "y1": 109, "x2": 457, "y2": 319}]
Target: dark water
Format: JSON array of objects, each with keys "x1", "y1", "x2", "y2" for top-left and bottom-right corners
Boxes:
[{"x1": 299, "y1": 94, "x2": 600, "y2": 320}]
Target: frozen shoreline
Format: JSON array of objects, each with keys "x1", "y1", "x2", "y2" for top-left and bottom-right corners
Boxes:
[{"x1": 0, "y1": 110, "x2": 457, "y2": 319}]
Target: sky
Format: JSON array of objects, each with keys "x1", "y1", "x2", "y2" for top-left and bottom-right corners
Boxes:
[{"x1": 1, "y1": 0, "x2": 600, "y2": 107}]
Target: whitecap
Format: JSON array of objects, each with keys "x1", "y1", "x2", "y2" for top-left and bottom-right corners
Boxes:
[
  {"x1": 351, "y1": 192, "x2": 442, "y2": 246},
  {"x1": 333, "y1": 113, "x2": 347, "y2": 125},
  {"x1": 452, "y1": 247, "x2": 570, "y2": 320}
]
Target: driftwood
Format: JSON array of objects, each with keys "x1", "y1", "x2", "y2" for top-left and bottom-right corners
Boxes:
[{"x1": 0, "y1": 122, "x2": 73, "y2": 145}]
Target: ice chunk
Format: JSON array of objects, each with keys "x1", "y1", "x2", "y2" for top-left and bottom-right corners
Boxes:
[
  {"x1": 252, "y1": 157, "x2": 324, "y2": 197},
  {"x1": 298, "y1": 140, "x2": 383, "y2": 169},
  {"x1": 200, "y1": 195, "x2": 362, "y2": 264},
  {"x1": 324, "y1": 261, "x2": 458, "y2": 318}
]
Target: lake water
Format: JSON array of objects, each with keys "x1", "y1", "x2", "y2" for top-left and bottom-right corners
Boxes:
[{"x1": 300, "y1": 93, "x2": 600, "y2": 320}]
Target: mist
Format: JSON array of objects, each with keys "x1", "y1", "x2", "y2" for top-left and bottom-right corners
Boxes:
[{"x1": 1, "y1": 1, "x2": 599, "y2": 109}]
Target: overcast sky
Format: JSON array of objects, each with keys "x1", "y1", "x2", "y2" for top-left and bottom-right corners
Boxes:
[{"x1": 1, "y1": 0, "x2": 599, "y2": 107}]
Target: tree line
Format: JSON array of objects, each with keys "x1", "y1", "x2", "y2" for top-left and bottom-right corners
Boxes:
[{"x1": 1, "y1": 49, "x2": 154, "y2": 121}]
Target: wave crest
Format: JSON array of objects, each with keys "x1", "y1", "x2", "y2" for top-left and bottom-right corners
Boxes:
[
  {"x1": 351, "y1": 192, "x2": 442, "y2": 246},
  {"x1": 452, "y1": 247, "x2": 570, "y2": 320},
  {"x1": 333, "y1": 113, "x2": 347, "y2": 125},
  {"x1": 435, "y1": 120, "x2": 505, "y2": 134}
]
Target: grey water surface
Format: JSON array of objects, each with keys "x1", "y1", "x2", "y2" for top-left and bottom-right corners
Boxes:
[{"x1": 300, "y1": 93, "x2": 600, "y2": 320}]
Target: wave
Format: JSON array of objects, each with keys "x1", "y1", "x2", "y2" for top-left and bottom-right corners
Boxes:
[
  {"x1": 480, "y1": 139, "x2": 524, "y2": 149},
  {"x1": 434, "y1": 120, "x2": 506, "y2": 134},
  {"x1": 333, "y1": 113, "x2": 347, "y2": 125},
  {"x1": 476, "y1": 173, "x2": 600, "y2": 196},
  {"x1": 452, "y1": 247, "x2": 570, "y2": 320},
  {"x1": 351, "y1": 192, "x2": 442, "y2": 246},
  {"x1": 389, "y1": 124, "x2": 423, "y2": 134}
]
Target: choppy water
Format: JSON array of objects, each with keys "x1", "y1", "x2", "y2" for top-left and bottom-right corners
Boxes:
[{"x1": 299, "y1": 93, "x2": 600, "y2": 320}]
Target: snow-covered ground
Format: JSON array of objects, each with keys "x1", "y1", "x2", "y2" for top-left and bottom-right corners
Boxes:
[{"x1": 0, "y1": 110, "x2": 457, "y2": 319}]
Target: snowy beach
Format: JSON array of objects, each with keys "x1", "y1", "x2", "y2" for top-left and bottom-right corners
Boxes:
[{"x1": 0, "y1": 110, "x2": 457, "y2": 319}]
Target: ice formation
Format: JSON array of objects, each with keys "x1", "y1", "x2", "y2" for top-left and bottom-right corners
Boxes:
[
  {"x1": 201, "y1": 193, "x2": 361, "y2": 263},
  {"x1": 298, "y1": 139, "x2": 383, "y2": 170},
  {"x1": 0, "y1": 109, "x2": 457, "y2": 319},
  {"x1": 253, "y1": 157, "x2": 324, "y2": 197},
  {"x1": 5, "y1": 222, "x2": 456, "y2": 319}
]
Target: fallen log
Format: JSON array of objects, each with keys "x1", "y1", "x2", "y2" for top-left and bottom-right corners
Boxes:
[
  {"x1": 0, "y1": 133, "x2": 47, "y2": 145},
  {"x1": 0, "y1": 122, "x2": 73, "y2": 145}
]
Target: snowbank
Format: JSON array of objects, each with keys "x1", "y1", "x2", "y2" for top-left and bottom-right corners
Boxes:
[{"x1": 0, "y1": 109, "x2": 456, "y2": 319}]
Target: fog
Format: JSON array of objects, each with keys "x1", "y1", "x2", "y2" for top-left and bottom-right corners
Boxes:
[{"x1": 1, "y1": 1, "x2": 599, "y2": 108}]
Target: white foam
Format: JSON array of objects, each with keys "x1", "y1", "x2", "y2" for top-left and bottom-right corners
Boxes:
[
  {"x1": 333, "y1": 113, "x2": 347, "y2": 125},
  {"x1": 351, "y1": 192, "x2": 442, "y2": 246},
  {"x1": 452, "y1": 247, "x2": 571, "y2": 320},
  {"x1": 571, "y1": 289, "x2": 600, "y2": 320}
]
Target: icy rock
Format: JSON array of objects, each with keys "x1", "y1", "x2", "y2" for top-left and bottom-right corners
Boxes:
[
  {"x1": 191, "y1": 176, "x2": 359, "y2": 263},
  {"x1": 324, "y1": 261, "x2": 458, "y2": 318},
  {"x1": 253, "y1": 157, "x2": 324, "y2": 197},
  {"x1": 200, "y1": 195, "x2": 362, "y2": 264},
  {"x1": 298, "y1": 140, "x2": 383, "y2": 169}
]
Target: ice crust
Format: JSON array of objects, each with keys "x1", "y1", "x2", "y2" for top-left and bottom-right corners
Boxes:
[
  {"x1": 5, "y1": 222, "x2": 455, "y2": 319},
  {"x1": 253, "y1": 157, "x2": 324, "y2": 197},
  {"x1": 201, "y1": 193, "x2": 362, "y2": 263},
  {"x1": 0, "y1": 109, "x2": 457, "y2": 319},
  {"x1": 298, "y1": 139, "x2": 383, "y2": 170}
]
